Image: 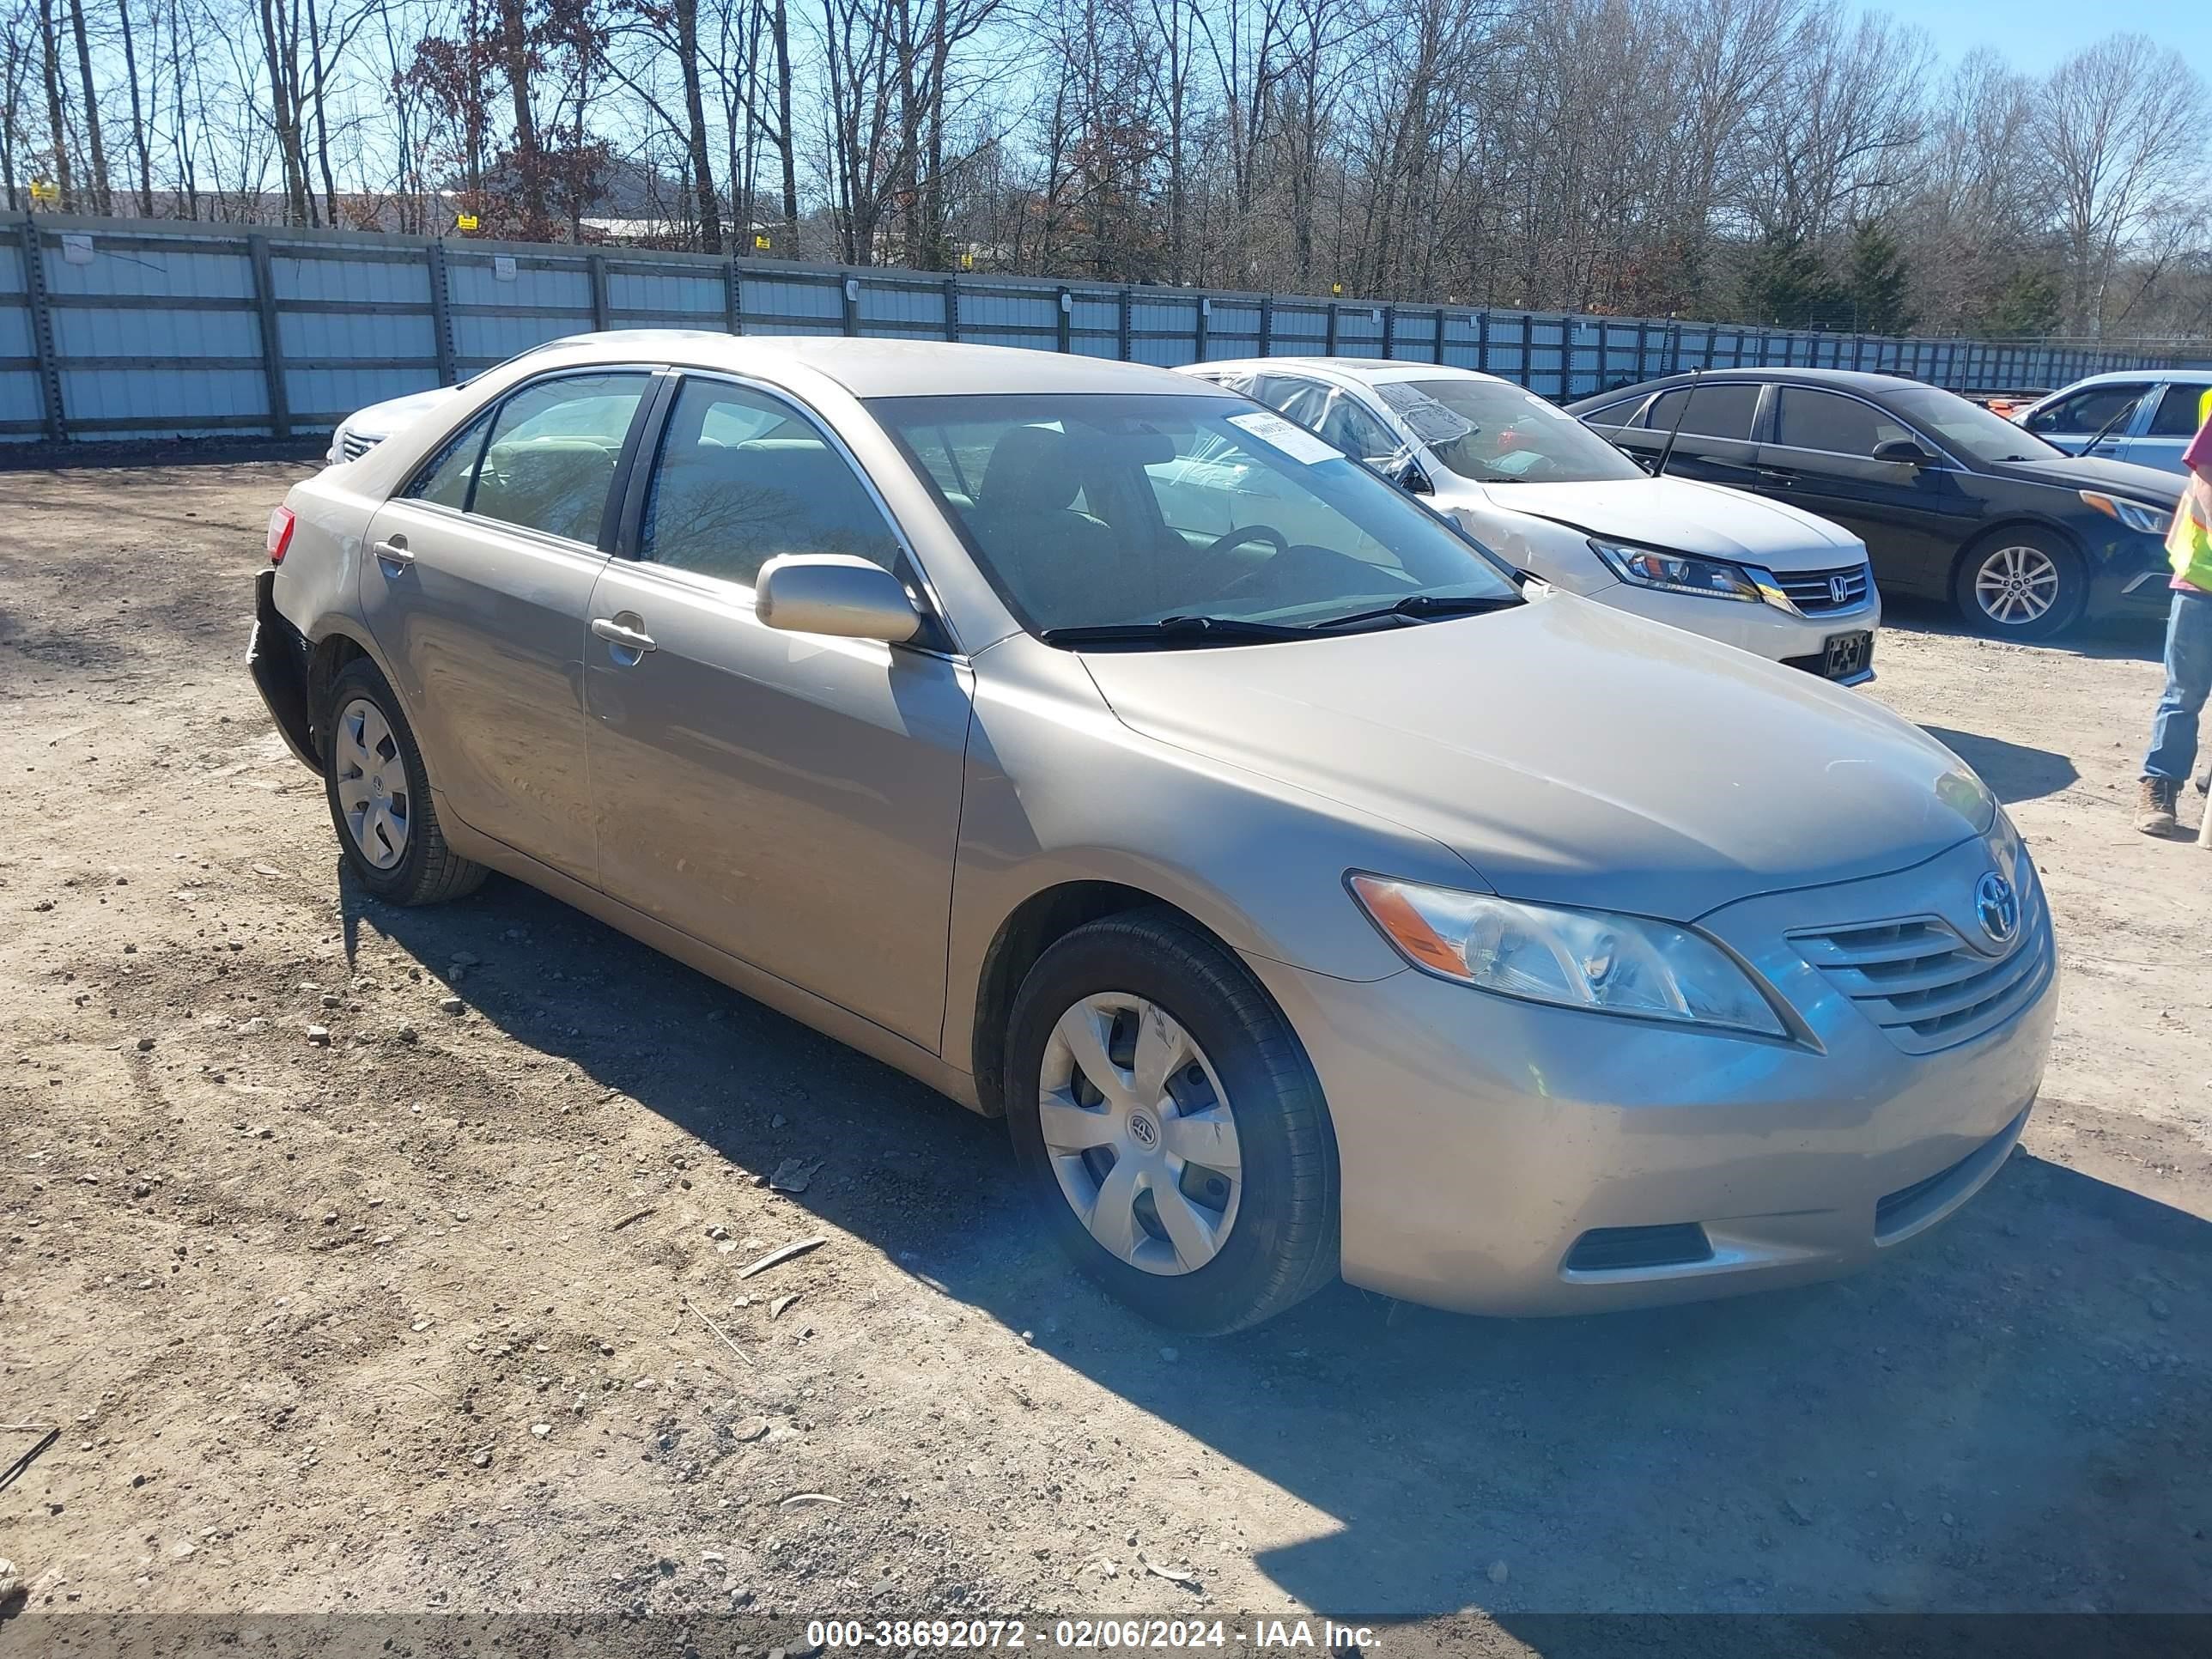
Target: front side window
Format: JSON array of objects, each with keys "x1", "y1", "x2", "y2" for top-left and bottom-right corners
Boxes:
[
  {"x1": 1379, "y1": 379, "x2": 1645, "y2": 484},
  {"x1": 1773, "y1": 388, "x2": 1914, "y2": 457},
  {"x1": 2025, "y1": 383, "x2": 2147, "y2": 437},
  {"x1": 471, "y1": 371, "x2": 652, "y2": 544},
  {"x1": 641, "y1": 378, "x2": 901, "y2": 586},
  {"x1": 869, "y1": 392, "x2": 1520, "y2": 635},
  {"x1": 1643, "y1": 382, "x2": 1761, "y2": 442},
  {"x1": 1883, "y1": 385, "x2": 2061, "y2": 465}
]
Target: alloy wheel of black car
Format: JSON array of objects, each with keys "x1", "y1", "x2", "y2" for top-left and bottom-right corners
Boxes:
[{"x1": 1952, "y1": 532, "x2": 2087, "y2": 641}]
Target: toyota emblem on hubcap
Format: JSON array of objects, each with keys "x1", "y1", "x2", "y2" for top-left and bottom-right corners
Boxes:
[
  {"x1": 1974, "y1": 872, "x2": 2019, "y2": 946},
  {"x1": 1128, "y1": 1111, "x2": 1160, "y2": 1150}
]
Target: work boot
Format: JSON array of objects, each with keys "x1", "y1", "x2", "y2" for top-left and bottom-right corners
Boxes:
[{"x1": 2136, "y1": 776, "x2": 2179, "y2": 836}]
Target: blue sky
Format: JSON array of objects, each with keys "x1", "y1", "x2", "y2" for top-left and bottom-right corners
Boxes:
[{"x1": 1905, "y1": 0, "x2": 2206, "y2": 74}]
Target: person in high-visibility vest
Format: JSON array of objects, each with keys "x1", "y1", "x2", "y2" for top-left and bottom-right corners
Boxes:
[{"x1": 2136, "y1": 391, "x2": 2212, "y2": 836}]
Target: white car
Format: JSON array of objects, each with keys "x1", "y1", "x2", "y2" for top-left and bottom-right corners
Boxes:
[
  {"x1": 321, "y1": 333, "x2": 665, "y2": 465},
  {"x1": 325, "y1": 384, "x2": 458, "y2": 465},
  {"x1": 1182, "y1": 358, "x2": 1880, "y2": 684}
]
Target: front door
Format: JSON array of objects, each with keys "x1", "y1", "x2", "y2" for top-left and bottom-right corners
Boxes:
[
  {"x1": 581, "y1": 374, "x2": 972, "y2": 1052},
  {"x1": 1757, "y1": 386, "x2": 1983, "y2": 600},
  {"x1": 358, "y1": 368, "x2": 654, "y2": 880},
  {"x1": 2021, "y1": 381, "x2": 2151, "y2": 458}
]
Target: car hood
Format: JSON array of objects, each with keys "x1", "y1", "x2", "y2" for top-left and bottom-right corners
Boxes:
[
  {"x1": 1079, "y1": 595, "x2": 1992, "y2": 921},
  {"x1": 347, "y1": 385, "x2": 459, "y2": 438},
  {"x1": 1475, "y1": 477, "x2": 1863, "y2": 571},
  {"x1": 1990, "y1": 452, "x2": 2182, "y2": 504}
]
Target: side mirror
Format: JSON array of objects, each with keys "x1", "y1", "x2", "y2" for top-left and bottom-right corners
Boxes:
[
  {"x1": 1393, "y1": 456, "x2": 1433, "y2": 495},
  {"x1": 1872, "y1": 438, "x2": 1933, "y2": 467},
  {"x1": 755, "y1": 554, "x2": 922, "y2": 643}
]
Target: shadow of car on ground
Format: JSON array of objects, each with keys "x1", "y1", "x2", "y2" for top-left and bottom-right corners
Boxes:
[{"x1": 342, "y1": 868, "x2": 2211, "y2": 1623}]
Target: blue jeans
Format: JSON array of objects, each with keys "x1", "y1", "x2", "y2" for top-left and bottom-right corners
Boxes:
[{"x1": 2145, "y1": 588, "x2": 2212, "y2": 782}]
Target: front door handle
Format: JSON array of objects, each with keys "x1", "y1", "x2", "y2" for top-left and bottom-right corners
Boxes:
[
  {"x1": 591, "y1": 616, "x2": 657, "y2": 654},
  {"x1": 373, "y1": 535, "x2": 414, "y2": 569},
  {"x1": 1753, "y1": 466, "x2": 1797, "y2": 484}
]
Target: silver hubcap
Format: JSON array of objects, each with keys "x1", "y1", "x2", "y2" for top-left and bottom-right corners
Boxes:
[
  {"x1": 335, "y1": 697, "x2": 410, "y2": 870},
  {"x1": 1974, "y1": 545, "x2": 2060, "y2": 625},
  {"x1": 1037, "y1": 994, "x2": 1243, "y2": 1277}
]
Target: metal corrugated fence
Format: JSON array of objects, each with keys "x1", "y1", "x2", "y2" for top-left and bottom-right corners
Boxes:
[{"x1": 4, "y1": 213, "x2": 2203, "y2": 443}]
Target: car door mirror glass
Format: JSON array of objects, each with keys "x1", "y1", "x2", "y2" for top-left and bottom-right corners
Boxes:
[
  {"x1": 1395, "y1": 455, "x2": 1433, "y2": 495},
  {"x1": 1871, "y1": 438, "x2": 1932, "y2": 466},
  {"x1": 755, "y1": 553, "x2": 923, "y2": 642}
]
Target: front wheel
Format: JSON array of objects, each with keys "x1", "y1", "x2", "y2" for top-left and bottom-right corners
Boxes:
[
  {"x1": 1952, "y1": 532, "x2": 2087, "y2": 640},
  {"x1": 1005, "y1": 909, "x2": 1339, "y2": 1334}
]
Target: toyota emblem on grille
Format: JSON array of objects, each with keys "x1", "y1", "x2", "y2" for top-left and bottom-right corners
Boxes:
[
  {"x1": 1974, "y1": 872, "x2": 2019, "y2": 946},
  {"x1": 1828, "y1": 574, "x2": 1850, "y2": 606}
]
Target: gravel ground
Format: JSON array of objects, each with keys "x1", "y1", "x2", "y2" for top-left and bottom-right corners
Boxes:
[{"x1": 2, "y1": 461, "x2": 2208, "y2": 1645}]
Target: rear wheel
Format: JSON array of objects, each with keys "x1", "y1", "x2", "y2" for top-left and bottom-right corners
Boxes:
[
  {"x1": 1952, "y1": 531, "x2": 2087, "y2": 640},
  {"x1": 1005, "y1": 909, "x2": 1338, "y2": 1333},
  {"x1": 321, "y1": 658, "x2": 486, "y2": 905}
]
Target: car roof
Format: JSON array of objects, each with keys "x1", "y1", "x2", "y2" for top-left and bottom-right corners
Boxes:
[
  {"x1": 494, "y1": 330, "x2": 1235, "y2": 399},
  {"x1": 1191, "y1": 356, "x2": 1511, "y2": 388},
  {"x1": 2039, "y1": 368, "x2": 2212, "y2": 391}
]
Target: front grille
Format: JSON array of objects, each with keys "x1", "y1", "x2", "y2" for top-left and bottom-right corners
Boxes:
[
  {"x1": 1773, "y1": 563, "x2": 1871, "y2": 614},
  {"x1": 1792, "y1": 895, "x2": 2051, "y2": 1055},
  {"x1": 1563, "y1": 1223, "x2": 1714, "y2": 1273},
  {"x1": 340, "y1": 429, "x2": 378, "y2": 460}
]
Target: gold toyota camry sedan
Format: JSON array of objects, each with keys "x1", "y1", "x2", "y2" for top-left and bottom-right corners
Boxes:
[{"x1": 251, "y1": 331, "x2": 2056, "y2": 1332}]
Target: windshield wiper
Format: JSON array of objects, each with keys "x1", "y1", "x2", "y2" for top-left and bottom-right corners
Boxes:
[
  {"x1": 1036, "y1": 615, "x2": 1315, "y2": 647},
  {"x1": 1308, "y1": 592, "x2": 1522, "y2": 630}
]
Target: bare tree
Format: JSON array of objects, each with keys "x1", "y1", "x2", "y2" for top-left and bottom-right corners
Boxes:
[{"x1": 2036, "y1": 33, "x2": 2209, "y2": 334}]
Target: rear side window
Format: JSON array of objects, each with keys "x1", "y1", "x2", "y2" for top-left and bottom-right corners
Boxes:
[
  {"x1": 1773, "y1": 388, "x2": 1914, "y2": 457},
  {"x1": 1644, "y1": 382, "x2": 1760, "y2": 441},
  {"x1": 406, "y1": 411, "x2": 494, "y2": 510},
  {"x1": 2150, "y1": 383, "x2": 2211, "y2": 438},
  {"x1": 1578, "y1": 394, "x2": 1648, "y2": 428},
  {"x1": 471, "y1": 372, "x2": 651, "y2": 545},
  {"x1": 641, "y1": 379, "x2": 901, "y2": 586}
]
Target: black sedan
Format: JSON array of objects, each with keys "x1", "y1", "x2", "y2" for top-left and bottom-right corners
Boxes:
[{"x1": 1569, "y1": 368, "x2": 2181, "y2": 638}]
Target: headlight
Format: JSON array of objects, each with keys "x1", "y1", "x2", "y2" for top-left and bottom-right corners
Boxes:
[
  {"x1": 2079, "y1": 490, "x2": 2173, "y2": 537},
  {"x1": 1349, "y1": 876, "x2": 1787, "y2": 1036},
  {"x1": 1589, "y1": 537, "x2": 1767, "y2": 602}
]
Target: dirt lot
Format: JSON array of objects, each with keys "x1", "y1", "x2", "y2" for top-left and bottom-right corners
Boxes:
[{"x1": 3, "y1": 460, "x2": 2209, "y2": 1644}]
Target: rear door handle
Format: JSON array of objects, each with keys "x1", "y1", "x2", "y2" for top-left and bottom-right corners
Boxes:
[
  {"x1": 373, "y1": 535, "x2": 414, "y2": 569},
  {"x1": 591, "y1": 617, "x2": 657, "y2": 654}
]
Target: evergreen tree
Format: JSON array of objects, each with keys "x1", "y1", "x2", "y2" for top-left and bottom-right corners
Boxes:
[
  {"x1": 1741, "y1": 229, "x2": 1847, "y2": 328},
  {"x1": 1846, "y1": 221, "x2": 1916, "y2": 334}
]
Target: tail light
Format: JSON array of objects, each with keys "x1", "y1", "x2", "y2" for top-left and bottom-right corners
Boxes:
[{"x1": 267, "y1": 504, "x2": 295, "y2": 564}]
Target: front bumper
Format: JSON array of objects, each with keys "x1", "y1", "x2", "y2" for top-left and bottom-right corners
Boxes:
[
  {"x1": 1248, "y1": 835, "x2": 2057, "y2": 1315},
  {"x1": 2088, "y1": 549, "x2": 2181, "y2": 621},
  {"x1": 1588, "y1": 580, "x2": 1880, "y2": 684},
  {"x1": 248, "y1": 568, "x2": 321, "y2": 772}
]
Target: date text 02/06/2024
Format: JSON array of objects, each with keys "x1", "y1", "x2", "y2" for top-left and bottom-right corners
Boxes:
[{"x1": 805, "y1": 1619, "x2": 1382, "y2": 1650}]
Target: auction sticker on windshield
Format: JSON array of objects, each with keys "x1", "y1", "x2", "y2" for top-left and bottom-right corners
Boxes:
[{"x1": 1227, "y1": 410, "x2": 1343, "y2": 465}]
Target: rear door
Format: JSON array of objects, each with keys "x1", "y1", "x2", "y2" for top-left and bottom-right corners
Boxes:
[
  {"x1": 1758, "y1": 386, "x2": 1980, "y2": 599},
  {"x1": 1612, "y1": 380, "x2": 1768, "y2": 490},
  {"x1": 2021, "y1": 381, "x2": 2152, "y2": 458},
  {"x1": 580, "y1": 373, "x2": 972, "y2": 1051},
  {"x1": 358, "y1": 368, "x2": 656, "y2": 881},
  {"x1": 2121, "y1": 382, "x2": 2210, "y2": 476}
]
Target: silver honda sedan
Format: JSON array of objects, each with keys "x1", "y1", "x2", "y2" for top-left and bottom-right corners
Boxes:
[{"x1": 249, "y1": 332, "x2": 2056, "y2": 1333}]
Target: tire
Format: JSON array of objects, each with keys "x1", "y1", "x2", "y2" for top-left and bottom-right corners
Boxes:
[
  {"x1": 1004, "y1": 908, "x2": 1338, "y2": 1334},
  {"x1": 1952, "y1": 530, "x2": 2087, "y2": 641},
  {"x1": 320, "y1": 658, "x2": 487, "y2": 906}
]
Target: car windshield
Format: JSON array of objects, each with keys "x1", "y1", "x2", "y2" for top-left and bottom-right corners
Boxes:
[
  {"x1": 868, "y1": 392, "x2": 1522, "y2": 638},
  {"x1": 1376, "y1": 379, "x2": 1647, "y2": 484},
  {"x1": 1884, "y1": 385, "x2": 2065, "y2": 465}
]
